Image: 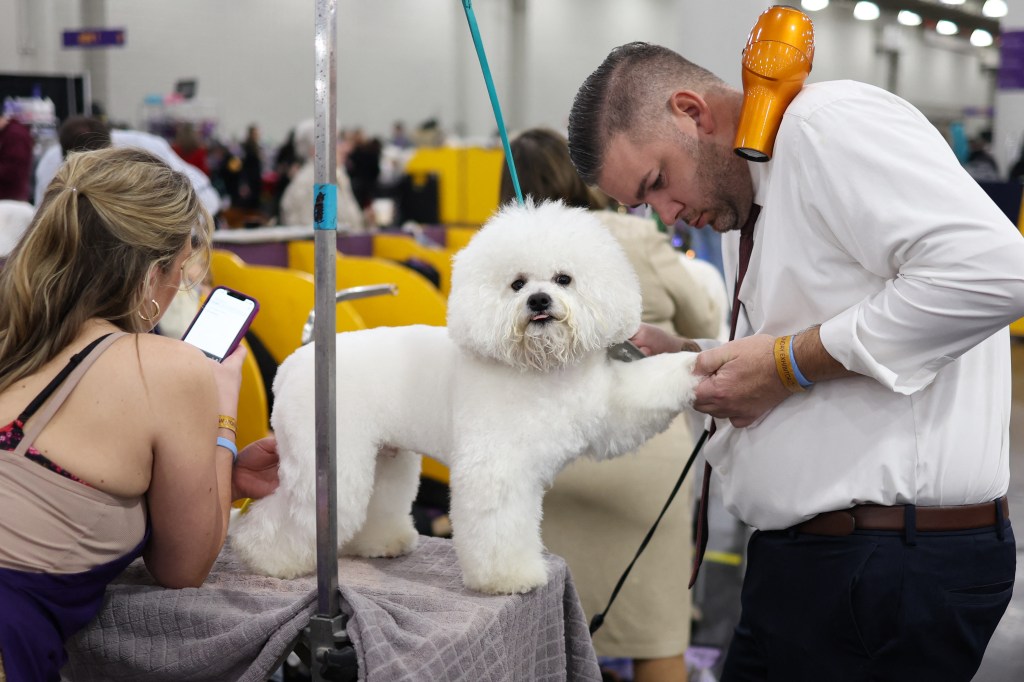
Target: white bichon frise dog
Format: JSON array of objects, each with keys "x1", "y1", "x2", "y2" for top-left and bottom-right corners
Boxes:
[{"x1": 230, "y1": 200, "x2": 699, "y2": 594}]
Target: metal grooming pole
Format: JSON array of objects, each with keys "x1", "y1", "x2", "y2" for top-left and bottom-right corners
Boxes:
[
  {"x1": 295, "y1": 3, "x2": 507, "y2": 678},
  {"x1": 305, "y1": 0, "x2": 355, "y2": 679}
]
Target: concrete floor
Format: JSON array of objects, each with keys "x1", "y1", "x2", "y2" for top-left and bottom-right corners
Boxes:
[{"x1": 691, "y1": 340, "x2": 1024, "y2": 680}]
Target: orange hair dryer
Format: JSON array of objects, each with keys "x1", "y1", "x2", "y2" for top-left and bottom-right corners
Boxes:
[{"x1": 733, "y1": 6, "x2": 815, "y2": 162}]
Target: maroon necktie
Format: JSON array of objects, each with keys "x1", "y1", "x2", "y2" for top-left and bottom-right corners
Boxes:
[{"x1": 689, "y1": 204, "x2": 760, "y2": 589}]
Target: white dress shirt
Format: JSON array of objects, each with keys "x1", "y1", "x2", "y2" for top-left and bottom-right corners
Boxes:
[
  {"x1": 707, "y1": 80, "x2": 1024, "y2": 530},
  {"x1": 34, "y1": 129, "x2": 222, "y2": 217}
]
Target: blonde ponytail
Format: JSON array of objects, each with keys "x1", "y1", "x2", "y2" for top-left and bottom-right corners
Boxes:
[{"x1": 0, "y1": 146, "x2": 212, "y2": 393}]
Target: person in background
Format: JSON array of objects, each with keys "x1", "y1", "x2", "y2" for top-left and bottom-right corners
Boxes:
[
  {"x1": 1007, "y1": 141, "x2": 1024, "y2": 185},
  {"x1": 346, "y1": 129, "x2": 382, "y2": 214},
  {"x1": 411, "y1": 118, "x2": 444, "y2": 148},
  {"x1": 206, "y1": 138, "x2": 244, "y2": 210},
  {"x1": 269, "y1": 127, "x2": 300, "y2": 224},
  {"x1": 0, "y1": 114, "x2": 33, "y2": 202},
  {"x1": 0, "y1": 146, "x2": 279, "y2": 682},
  {"x1": 568, "y1": 41, "x2": 1021, "y2": 681},
  {"x1": 501, "y1": 127, "x2": 722, "y2": 682},
  {"x1": 171, "y1": 122, "x2": 209, "y2": 177},
  {"x1": 239, "y1": 124, "x2": 264, "y2": 211},
  {"x1": 390, "y1": 121, "x2": 412, "y2": 149},
  {"x1": 964, "y1": 129, "x2": 1001, "y2": 183},
  {"x1": 34, "y1": 116, "x2": 221, "y2": 218},
  {"x1": 279, "y1": 118, "x2": 364, "y2": 232}
]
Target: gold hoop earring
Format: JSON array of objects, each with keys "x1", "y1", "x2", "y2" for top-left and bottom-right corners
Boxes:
[{"x1": 138, "y1": 299, "x2": 161, "y2": 322}]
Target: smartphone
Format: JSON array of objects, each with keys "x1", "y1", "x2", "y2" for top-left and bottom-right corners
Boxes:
[
  {"x1": 181, "y1": 286, "x2": 260, "y2": 362},
  {"x1": 607, "y1": 340, "x2": 647, "y2": 363}
]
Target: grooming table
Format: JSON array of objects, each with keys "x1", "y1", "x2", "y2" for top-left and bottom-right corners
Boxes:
[{"x1": 62, "y1": 536, "x2": 602, "y2": 682}]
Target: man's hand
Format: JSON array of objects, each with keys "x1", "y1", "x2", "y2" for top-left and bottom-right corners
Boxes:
[
  {"x1": 232, "y1": 436, "x2": 280, "y2": 501},
  {"x1": 630, "y1": 323, "x2": 697, "y2": 356},
  {"x1": 693, "y1": 334, "x2": 791, "y2": 427}
]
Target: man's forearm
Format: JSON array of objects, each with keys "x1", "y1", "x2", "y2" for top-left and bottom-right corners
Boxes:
[{"x1": 791, "y1": 325, "x2": 857, "y2": 383}]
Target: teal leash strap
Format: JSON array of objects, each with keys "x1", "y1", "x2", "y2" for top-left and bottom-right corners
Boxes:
[{"x1": 461, "y1": 0, "x2": 524, "y2": 206}]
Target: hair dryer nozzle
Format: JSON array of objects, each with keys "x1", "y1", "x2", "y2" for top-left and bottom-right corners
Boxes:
[{"x1": 733, "y1": 6, "x2": 815, "y2": 162}]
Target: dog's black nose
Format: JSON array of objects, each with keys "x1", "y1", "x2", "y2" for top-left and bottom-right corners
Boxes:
[{"x1": 527, "y1": 292, "x2": 551, "y2": 312}]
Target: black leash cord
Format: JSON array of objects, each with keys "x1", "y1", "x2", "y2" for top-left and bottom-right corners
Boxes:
[{"x1": 588, "y1": 428, "x2": 710, "y2": 635}]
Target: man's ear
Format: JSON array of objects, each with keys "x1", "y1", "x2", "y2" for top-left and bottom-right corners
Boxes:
[{"x1": 668, "y1": 90, "x2": 714, "y2": 136}]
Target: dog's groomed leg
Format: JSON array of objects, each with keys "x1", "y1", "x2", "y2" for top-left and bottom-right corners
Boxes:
[
  {"x1": 449, "y1": 460, "x2": 549, "y2": 594},
  {"x1": 343, "y1": 448, "x2": 421, "y2": 558}
]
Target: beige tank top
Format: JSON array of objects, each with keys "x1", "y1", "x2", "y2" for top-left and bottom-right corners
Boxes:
[{"x1": 0, "y1": 332, "x2": 148, "y2": 574}]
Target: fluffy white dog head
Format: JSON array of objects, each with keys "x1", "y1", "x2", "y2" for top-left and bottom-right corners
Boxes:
[{"x1": 447, "y1": 200, "x2": 642, "y2": 372}]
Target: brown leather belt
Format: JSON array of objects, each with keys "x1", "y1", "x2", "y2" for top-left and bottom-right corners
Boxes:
[{"x1": 793, "y1": 497, "x2": 1009, "y2": 536}]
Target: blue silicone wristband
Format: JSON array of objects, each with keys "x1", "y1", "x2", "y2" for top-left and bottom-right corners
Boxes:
[
  {"x1": 789, "y1": 337, "x2": 813, "y2": 388},
  {"x1": 216, "y1": 436, "x2": 238, "y2": 463}
]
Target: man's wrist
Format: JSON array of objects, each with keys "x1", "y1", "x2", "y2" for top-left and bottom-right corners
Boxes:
[{"x1": 792, "y1": 325, "x2": 854, "y2": 383}]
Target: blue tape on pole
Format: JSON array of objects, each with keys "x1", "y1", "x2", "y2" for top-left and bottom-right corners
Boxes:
[
  {"x1": 462, "y1": 0, "x2": 524, "y2": 206},
  {"x1": 313, "y1": 183, "x2": 338, "y2": 231}
]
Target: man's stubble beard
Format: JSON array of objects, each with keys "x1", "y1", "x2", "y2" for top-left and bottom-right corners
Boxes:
[{"x1": 695, "y1": 136, "x2": 754, "y2": 233}]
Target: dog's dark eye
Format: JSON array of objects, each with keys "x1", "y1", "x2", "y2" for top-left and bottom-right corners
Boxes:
[
  {"x1": 554, "y1": 274, "x2": 572, "y2": 286},
  {"x1": 511, "y1": 279, "x2": 526, "y2": 291}
]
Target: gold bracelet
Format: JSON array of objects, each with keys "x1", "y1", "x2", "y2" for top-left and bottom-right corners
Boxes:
[
  {"x1": 218, "y1": 414, "x2": 238, "y2": 432},
  {"x1": 773, "y1": 335, "x2": 805, "y2": 393}
]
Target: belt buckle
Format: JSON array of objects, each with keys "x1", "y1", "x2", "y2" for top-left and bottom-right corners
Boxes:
[{"x1": 837, "y1": 511, "x2": 856, "y2": 535}]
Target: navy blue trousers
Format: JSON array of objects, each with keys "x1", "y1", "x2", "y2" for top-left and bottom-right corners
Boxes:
[{"x1": 721, "y1": 519, "x2": 1015, "y2": 682}]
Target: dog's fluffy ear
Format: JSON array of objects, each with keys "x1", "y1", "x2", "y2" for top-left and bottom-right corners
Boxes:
[{"x1": 447, "y1": 200, "x2": 642, "y2": 364}]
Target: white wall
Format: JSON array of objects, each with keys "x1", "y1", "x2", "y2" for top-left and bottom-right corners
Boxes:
[
  {"x1": 1, "y1": 0, "x2": 82, "y2": 75},
  {"x1": 0, "y1": 0, "x2": 1002, "y2": 148}
]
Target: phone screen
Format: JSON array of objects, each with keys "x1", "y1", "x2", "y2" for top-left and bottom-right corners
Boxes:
[{"x1": 182, "y1": 287, "x2": 258, "y2": 362}]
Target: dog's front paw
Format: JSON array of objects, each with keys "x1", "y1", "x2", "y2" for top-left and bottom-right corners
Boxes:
[
  {"x1": 343, "y1": 521, "x2": 419, "y2": 558},
  {"x1": 462, "y1": 557, "x2": 548, "y2": 595},
  {"x1": 675, "y1": 350, "x2": 700, "y2": 406}
]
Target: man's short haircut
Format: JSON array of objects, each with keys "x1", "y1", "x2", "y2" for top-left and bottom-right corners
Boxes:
[
  {"x1": 59, "y1": 116, "x2": 112, "y2": 157},
  {"x1": 568, "y1": 42, "x2": 725, "y2": 185}
]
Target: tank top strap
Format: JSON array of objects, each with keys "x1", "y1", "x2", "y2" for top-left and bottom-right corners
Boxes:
[{"x1": 13, "y1": 332, "x2": 129, "y2": 458}]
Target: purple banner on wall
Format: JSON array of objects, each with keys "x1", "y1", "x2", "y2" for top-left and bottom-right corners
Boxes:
[
  {"x1": 999, "y1": 30, "x2": 1024, "y2": 90},
  {"x1": 62, "y1": 29, "x2": 125, "y2": 49}
]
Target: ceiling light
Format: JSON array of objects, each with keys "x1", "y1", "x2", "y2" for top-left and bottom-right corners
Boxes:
[
  {"x1": 801, "y1": 0, "x2": 829, "y2": 11},
  {"x1": 971, "y1": 29, "x2": 994, "y2": 47},
  {"x1": 853, "y1": 1, "x2": 880, "y2": 21},
  {"x1": 897, "y1": 10, "x2": 922, "y2": 26},
  {"x1": 936, "y1": 20, "x2": 958, "y2": 36},
  {"x1": 983, "y1": 0, "x2": 1008, "y2": 18},
  {"x1": 940, "y1": 0, "x2": 965, "y2": 5}
]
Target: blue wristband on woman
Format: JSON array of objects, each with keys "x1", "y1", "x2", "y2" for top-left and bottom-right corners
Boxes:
[{"x1": 216, "y1": 436, "x2": 238, "y2": 464}]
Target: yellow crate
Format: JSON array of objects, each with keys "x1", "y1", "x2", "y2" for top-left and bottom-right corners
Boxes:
[{"x1": 404, "y1": 147, "x2": 503, "y2": 227}]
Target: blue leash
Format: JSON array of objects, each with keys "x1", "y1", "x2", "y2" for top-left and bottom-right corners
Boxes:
[{"x1": 461, "y1": 0, "x2": 524, "y2": 206}]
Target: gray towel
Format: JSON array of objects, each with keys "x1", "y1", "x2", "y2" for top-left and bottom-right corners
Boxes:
[{"x1": 63, "y1": 536, "x2": 602, "y2": 682}]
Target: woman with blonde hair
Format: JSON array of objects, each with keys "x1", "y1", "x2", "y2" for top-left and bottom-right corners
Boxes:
[
  {"x1": 0, "y1": 146, "x2": 278, "y2": 682},
  {"x1": 502, "y1": 128, "x2": 722, "y2": 682}
]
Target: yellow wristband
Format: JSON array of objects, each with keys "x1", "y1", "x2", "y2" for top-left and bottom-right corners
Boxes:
[
  {"x1": 218, "y1": 415, "x2": 238, "y2": 432},
  {"x1": 773, "y1": 335, "x2": 805, "y2": 393}
]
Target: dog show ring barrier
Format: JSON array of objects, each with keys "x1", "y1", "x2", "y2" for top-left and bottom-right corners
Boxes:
[{"x1": 62, "y1": 2, "x2": 604, "y2": 681}]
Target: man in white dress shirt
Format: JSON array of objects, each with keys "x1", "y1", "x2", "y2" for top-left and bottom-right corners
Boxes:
[
  {"x1": 569, "y1": 42, "x2": 1022, "y2": 680},
  {"x1": 33, "y1": 116, "x2": 221, "y2": 218}
]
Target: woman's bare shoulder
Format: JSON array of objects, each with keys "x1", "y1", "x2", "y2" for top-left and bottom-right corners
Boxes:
[{"x1": 107, "y1": 334, "x2": 215, "y2": 394}]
